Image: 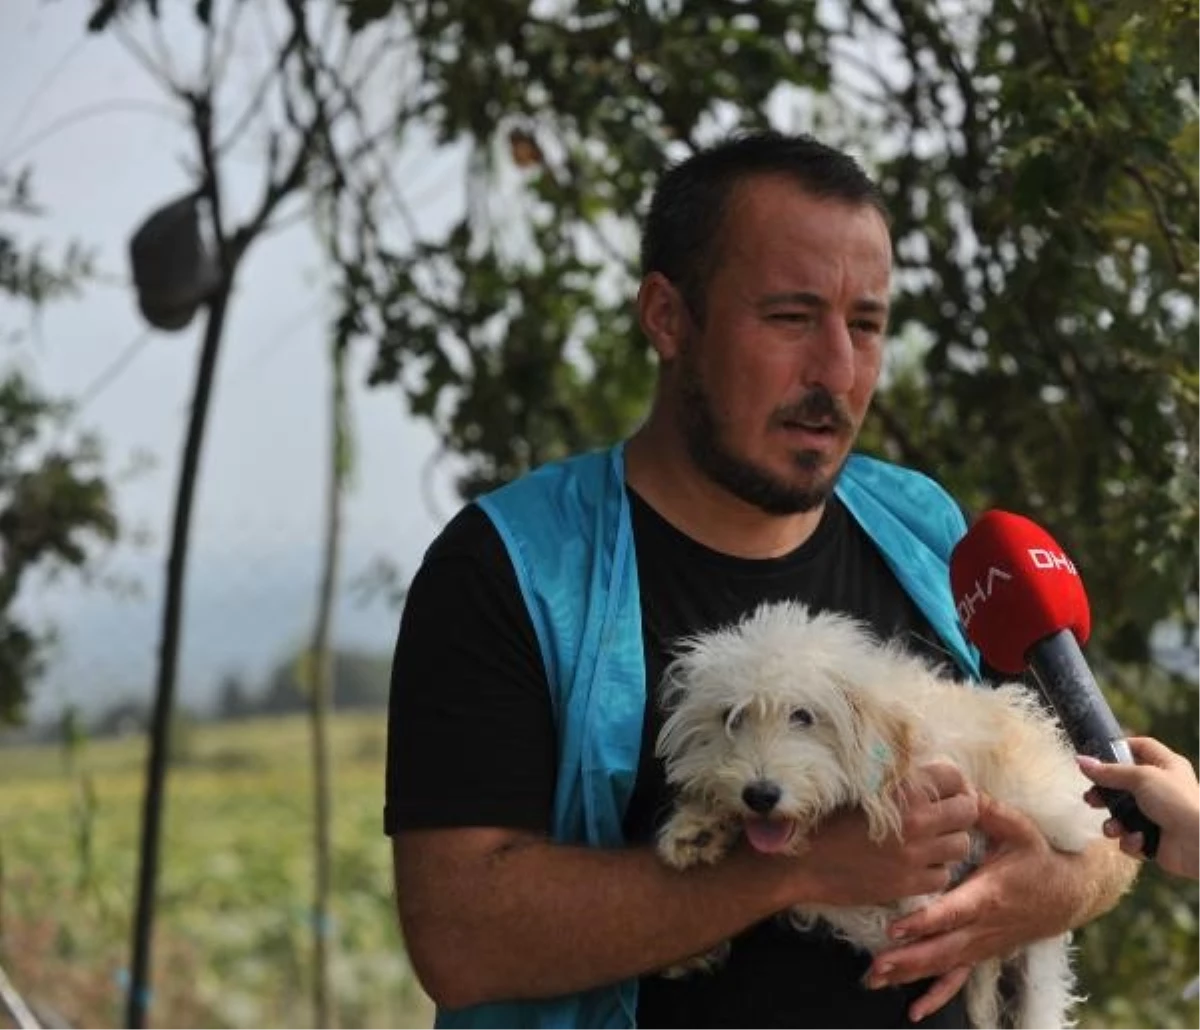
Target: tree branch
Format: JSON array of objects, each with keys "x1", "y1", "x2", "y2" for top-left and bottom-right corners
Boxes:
[
  {"x1": 189, "y1": 90, "x2": 229, "y2": 266},
  {"x1": 113, "y1": 20, "x2": 186, "y2": 98},
  {"x1": 1032, "y1": 0, "x2": 1074, "y2": 80},
  {"x1": 1123, "y1": 162, "x2": 1187, "y2": 279},
  {"x1": 215, "y1": 19, "x2": 302, "y2": 156}
]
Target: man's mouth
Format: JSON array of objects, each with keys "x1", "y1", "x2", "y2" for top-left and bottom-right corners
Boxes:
[{"x1": 742, "y1": 817, "x2": 798, "y2": 854}]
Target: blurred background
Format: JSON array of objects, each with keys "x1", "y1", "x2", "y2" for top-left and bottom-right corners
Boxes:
[{"x1": 0, "y1": 0, "x2": 1195, "y2": 1027}]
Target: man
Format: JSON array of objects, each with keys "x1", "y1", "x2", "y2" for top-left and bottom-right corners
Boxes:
[{"x1": 384, "y1": 131, "x2": 1137, "y2": 1028}]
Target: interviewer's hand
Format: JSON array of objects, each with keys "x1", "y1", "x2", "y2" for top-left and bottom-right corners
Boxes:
[
  {"x1": 796, "y1": 760, "x2": 978, "y2": 908},
  {"x1": 864, "y1": 793, "x2": 1078, "y2": 1023},
  {"x1": 1078, "y1": 737, "x2": 1200, "y2": 881}
]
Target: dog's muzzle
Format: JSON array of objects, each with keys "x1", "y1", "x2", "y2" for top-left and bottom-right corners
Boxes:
[
  {"x1": 741, "y1": 780, "x2": 797, "y2": 854},
  {"x1": 742, "y1": 780, "x2": 782, "y2": 814}
]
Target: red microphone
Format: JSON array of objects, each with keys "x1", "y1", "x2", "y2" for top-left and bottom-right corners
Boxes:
[{"x1": 950, "y1": 510, "x2": 1160, "y2": 858}]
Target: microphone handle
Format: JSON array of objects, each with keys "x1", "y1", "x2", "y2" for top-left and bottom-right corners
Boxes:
[{"x1": 1027, "y1": 630, "x2": 1161, "y2": 859}]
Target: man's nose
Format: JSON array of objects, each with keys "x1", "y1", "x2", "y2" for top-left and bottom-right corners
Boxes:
[{"x1": 803, "y1": 320, "x2": 855, "y2": 396}]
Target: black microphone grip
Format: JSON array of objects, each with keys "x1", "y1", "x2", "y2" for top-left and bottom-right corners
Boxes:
[{"x1": 1026, "y1": 630, "x2": 1161, "y2": 859}]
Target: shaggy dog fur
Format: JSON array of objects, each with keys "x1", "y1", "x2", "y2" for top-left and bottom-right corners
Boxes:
[{"x1": 654, "y1": 601, "x2": 1106, "y2": 1030}]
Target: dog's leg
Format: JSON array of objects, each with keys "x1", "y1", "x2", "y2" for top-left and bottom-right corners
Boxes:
[
  {"x1": 965, "y1": 958, "x2": 1004, "y2": 1030},
  {"x1": 658, "y1": 939, "x2": 733, "y2": 980},
  {"x1": 1008, "y1": 936, "x2": 1080, "y2": 1030},
  {"x1": 656, "y1": 801, "x2": 740, "y2": 978},
  {"x1": 656, "y1": 801, "x2": 739, "y2": 870}
]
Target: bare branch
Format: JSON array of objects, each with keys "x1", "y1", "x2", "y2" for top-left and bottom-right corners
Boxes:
[
  {"x1": 256, "y1": 199, "x2": 315, "y2": 240},
  {"x1": 1031, "y1": 0, "x2": 1074, "y2": 80},
  {"x1": 1154, "y1": 138, "x2": 1199, "y2": 198},
  {"x1": 0, "y1": 99, "x2": 181, "y2": 171},
  {"x1": 1, "y1": 35, "x2": 89, "y2": 159},
  {"x1": 210, "y1": 0, "x2": 250, "y2": 88},
  {"x1": 322, "y1": 75, "x2": 423, "y2": 242},
  {"x1": 201, "y1": 0, "x2": 218, "y2": 90},
  {"x1": 227, "y1": 4, "x2": 330, "y2": 257},
  {"x1": 190, "y1": 91, "x2": 228, "y2": 259},
  {"x1": 215, "y1": 20, "x2": 303, "y2": 157},
  {"x1": 113, "y1": 21, "x2": 186, "y2": 98},
  {"x1": 890, "y1": 0, "x2": 985, "y2": 187},
  {"x1": 148, "y1": 6, "x2": 178, "y2": 85},
  {"x1": 1124, "y1": 162, "x2": 1188, "y2": 279}
]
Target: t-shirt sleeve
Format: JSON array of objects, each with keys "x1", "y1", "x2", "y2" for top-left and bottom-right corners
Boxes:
[{"x1": 383, "y1": 504, "x2": 557, "y2": 835}]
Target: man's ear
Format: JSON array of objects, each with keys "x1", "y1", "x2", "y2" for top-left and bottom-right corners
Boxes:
[{"x1": 637, "y1": 272, "x2": 690, "y2": 362}]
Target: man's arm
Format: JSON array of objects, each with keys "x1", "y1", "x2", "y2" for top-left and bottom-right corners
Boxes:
[
  {"x1": 393, "y1": 767, "x2": 980, "y2": 1010},
  {"x1": 864, "y1": 793, "x2": 1139, "y2": 1021},
  {"x1": 393, "y1": 829, "x2": 798, "y2": 1010}
]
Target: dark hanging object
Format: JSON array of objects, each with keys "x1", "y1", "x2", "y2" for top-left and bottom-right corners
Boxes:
[{"x1": 128, "y1": 192, "x2": 221, "y2": 332}]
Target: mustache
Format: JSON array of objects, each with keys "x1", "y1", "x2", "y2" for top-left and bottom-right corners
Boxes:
[{"x1": 770, "y1": 389, "x2": 854, "y2": 433}]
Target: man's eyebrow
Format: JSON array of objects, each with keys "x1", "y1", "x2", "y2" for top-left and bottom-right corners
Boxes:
[
  {"x1": 758, "y1": 291, "x2": 825, "y2": 308},
  {"x1": 852, "y1": 298, "x2": 890, "y2": 317},
  {"x1": 757, "y1": 291, "x2": 890, "y2": 316}
]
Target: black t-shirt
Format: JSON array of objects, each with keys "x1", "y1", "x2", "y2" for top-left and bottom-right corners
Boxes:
[{"x1": 385, "y1": 489, "x2": 971, "y2": 1029}]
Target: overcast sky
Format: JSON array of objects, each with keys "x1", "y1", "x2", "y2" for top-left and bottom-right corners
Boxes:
[{"x1": 1, "y1": 1, "x2": 466, "y2": 720}]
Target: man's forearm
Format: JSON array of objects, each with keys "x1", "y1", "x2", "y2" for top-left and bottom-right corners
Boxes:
[{"x1": 394, "y1": 833, "x2": 800, "y2": 1010}]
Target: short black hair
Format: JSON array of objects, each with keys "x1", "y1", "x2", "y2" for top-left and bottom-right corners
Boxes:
[{"x1": 639, "y1": 130, "x2": 889, "y2": 322}]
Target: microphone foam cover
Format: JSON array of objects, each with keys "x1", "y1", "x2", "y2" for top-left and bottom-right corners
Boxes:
[{"x1": 949, "y1": 510, "x2": 1091, "y2": 674}]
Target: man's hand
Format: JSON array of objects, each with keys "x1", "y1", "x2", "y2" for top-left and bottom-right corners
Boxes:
[
  {"x1": 797, "y1": 760, "x2": 979, "y2": 907},
  {"x1": 864, "y1": 793, "x2": 1084, "y2": 1022}
]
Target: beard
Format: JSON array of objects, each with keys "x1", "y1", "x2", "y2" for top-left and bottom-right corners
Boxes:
[{"x1": 677, "y1": 357, "x2": 855, "y2": 516}]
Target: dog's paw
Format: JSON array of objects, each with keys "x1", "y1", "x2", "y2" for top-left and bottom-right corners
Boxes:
[
  {"x1": 660, "y1": 940, "x2": 733, "y2": 980},
  {"x1": 658, "y1": 810, "x2": 733, "y2": 869}
]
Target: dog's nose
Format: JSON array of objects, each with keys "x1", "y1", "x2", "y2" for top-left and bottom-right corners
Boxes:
[{"x1": 742, "y1": 780, "x2": 782, "y2": 814}]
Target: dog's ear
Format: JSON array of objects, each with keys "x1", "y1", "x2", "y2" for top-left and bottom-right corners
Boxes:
[{"x1": 840, "y1": 684, "x2": 914, "y2": 843}]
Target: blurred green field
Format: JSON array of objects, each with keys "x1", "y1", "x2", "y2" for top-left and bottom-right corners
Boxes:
[{"x1": 0, "y1": 712, "x2": 433, "y2": 1029}]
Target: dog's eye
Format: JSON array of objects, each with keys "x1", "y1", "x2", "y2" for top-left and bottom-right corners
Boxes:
[{"x1": 789, "y1": 707, "x2": 814, "y2": 727}]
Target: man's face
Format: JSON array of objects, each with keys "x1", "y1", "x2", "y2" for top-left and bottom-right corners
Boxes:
[{"x1": 671, "y1": 176, "x2": 892, "y2": 515}]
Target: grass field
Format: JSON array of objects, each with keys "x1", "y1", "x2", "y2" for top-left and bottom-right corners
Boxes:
[
  {"x1": 0, "y1": 711, "x2": 434, "y2": 1029},
  {"x1": 2, "y1": 710, "x2": 1195, "y2": 1029}
]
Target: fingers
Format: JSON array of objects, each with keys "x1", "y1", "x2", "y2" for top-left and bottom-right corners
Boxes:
[
  {"x1": 1080, "y1": 739, "x2": 1196, "y2": 785},
  {"x1": 1112, "y1": 827, "x2": 1147, "y2": 860},
  {"x1": 1077, "y1": 754, "x2": 1148, "y2": 791},
  {"x1": 973, "y1": 791, "x2": 1038, "y2": 847},
  {"x1": 1102, "y1": 815, "x2": 1149, "y2": 861},
  {"x1": 1124, "y1": 736, "x2": 1179, "y2": 769},
  {"x1": 885, "y1": 881, "x2": 976, "y2": 945},
  {"x1": 908, "y1": 965, "x2": 973, "y2": 1023},
  {"x1": 867, "y1": 917, "x2": 972, "y2": 989},
  {"x1": 923, "y1": 830, "x2": 974, "y2": 869},
  {"x1": 912, "y1": 759, "x2": 969, "y2": 800},
  {"x1": 894, "y1": 770, "x2": 977, "y2": 879},
  {"x1": 900, "y1": 780, "x2": 978, "y2": 836}
]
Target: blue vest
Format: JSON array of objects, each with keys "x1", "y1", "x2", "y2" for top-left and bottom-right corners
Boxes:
[{"x1": 437, "y1": 442, "x2": 980, "y2": 1029}]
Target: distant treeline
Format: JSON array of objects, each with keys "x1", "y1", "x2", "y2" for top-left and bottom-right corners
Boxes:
[{"x1": 7, "y1": 646, "x2": 393, "y2": 746}]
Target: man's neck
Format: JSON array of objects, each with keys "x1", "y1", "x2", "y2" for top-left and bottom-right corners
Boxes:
[{"x1": 623, "y1": 425, "x2": 826, "y2": 560}]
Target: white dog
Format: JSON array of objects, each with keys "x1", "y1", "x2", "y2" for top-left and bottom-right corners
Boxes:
[{"x1": 654, "y1": 600, "x2": 1107, "y2": 1030}]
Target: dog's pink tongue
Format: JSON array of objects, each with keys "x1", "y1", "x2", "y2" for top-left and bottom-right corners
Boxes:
[{"x1": 743, "y1": 819, "x2": 794, "y2": 854}]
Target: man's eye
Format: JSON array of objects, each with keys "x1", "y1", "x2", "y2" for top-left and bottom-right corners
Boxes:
[
  {"x1": 850, "y1": 320, "x2": 883, "y2": 336},
  {"x1": 771, "y1": 312, "x2": 813, "y2": 324}
]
